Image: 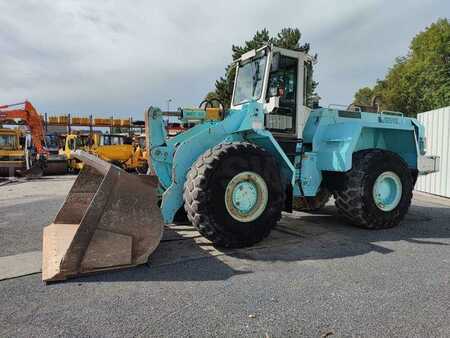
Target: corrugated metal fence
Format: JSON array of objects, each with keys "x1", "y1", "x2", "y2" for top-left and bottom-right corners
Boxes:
[{"x1": 416, "y1": 106, "x2": 450, "y2": 198}]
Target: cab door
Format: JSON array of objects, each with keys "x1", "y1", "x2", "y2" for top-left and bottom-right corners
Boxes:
[{"x1": 265, "y1": 54, "x2": 299, "y2": 136}]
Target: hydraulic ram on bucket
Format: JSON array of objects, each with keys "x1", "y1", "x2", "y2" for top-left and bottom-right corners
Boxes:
[{"x1": 42, "y1": 150, "x2": 164, "y2": 282}]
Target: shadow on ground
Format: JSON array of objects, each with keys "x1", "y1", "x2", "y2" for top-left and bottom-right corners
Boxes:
[{"x1": 65, "y1": 203, "x2": 450, "y2": 284}]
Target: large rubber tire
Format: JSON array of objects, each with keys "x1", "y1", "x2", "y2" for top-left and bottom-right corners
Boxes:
[
  {"x1": 183, "y1": 142, "x2": 284, "y2": 248},
  {"x1": 293, "y1": 188, "x2": 331, "y2": 212},
  {"x1": 334, "y1": 150, "x2": 413, "y2": 229}
]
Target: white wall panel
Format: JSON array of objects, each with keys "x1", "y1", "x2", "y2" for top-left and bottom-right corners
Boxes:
[{"x1": 416, "y1": 106, "x2": 450, "y2": 198}]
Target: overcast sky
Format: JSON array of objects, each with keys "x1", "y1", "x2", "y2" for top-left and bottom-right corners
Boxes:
[{"x1": 1, "y1": 0, "x2": 448, "y2": 119}]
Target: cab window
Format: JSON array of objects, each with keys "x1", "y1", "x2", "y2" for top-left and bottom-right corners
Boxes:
[
  {"x1": 101, "y1": 135, "x2": 124, "y2": 146},
  {"x1": 266, "y1": 54, "x2": 298, "y2": 134},
  {"x1": 0, "y1": 135, "x2": 17, "y2": 149},
  {"x1": 68, "y1": 138, "x2": 76, "y2": 150}
]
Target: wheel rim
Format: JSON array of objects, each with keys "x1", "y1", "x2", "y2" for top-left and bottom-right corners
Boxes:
[
  {"x1": 225, "y1": 171, "x2": 268, "y2": 222},
  {"x1": 372, "y1": 171, "x2": 402, "y2": 211}
]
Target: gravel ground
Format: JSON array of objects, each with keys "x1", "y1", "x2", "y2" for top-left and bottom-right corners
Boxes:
[{"x1": 0, "y1": 177, "x2": 449, "y2": 337}]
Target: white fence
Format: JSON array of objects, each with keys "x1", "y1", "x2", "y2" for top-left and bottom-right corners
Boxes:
[{"x1": 416, "y1": 106, "x2": 450, "y2": 198}]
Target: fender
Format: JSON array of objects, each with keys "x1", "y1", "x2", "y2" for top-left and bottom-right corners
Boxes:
[
  {"x1": 148, "y1": 102, "x2": 296, "y2": 223},
  {"x1": 304, "y1": 108, "x2": 420, "y2": 172}
]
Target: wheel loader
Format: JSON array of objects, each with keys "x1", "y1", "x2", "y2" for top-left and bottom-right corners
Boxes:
[
  {"x1": 90, "y1": 134, "x2": 147, "y2": 172},
  {"x1": 42, "y1": 45, "x2": 439, "y2": 282},
  {"x1": 61, "y1": 133, "x2": 148, "y2": 173}
]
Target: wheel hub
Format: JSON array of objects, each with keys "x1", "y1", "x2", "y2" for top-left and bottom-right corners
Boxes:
[
  {"x1": 225, "y1": 171, "x2": 268, "y2": 222},
  {"x1": 372, "y1": 171, "x2": 402, "y2": 211}
]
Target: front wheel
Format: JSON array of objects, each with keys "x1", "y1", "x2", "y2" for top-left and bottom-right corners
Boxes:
[
  {"x1": 334, "y1": 150, "x2": 413, "y2": 229},
  {"x1": 183, "y1": 142, "x2": 285, "y2": 248}
]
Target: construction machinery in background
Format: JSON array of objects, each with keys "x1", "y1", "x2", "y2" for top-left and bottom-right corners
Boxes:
[
  {"x1": 61, "y1": 133, "x2": 92, "y2": 172},
  {"x1": 90, "y1": 133, "x2": 147, "y2": 172},
  {"x1": 44, "y1": 133, "x2": 68, "y2": 175},
  {"x1": 60, "y1": 132, "x2": 148, "y2": 173},
  {"x1": 42, "y1": 44, "x2": 439, "y2": 282},
  {"x1": 0, "y1": 101, "x2": 151, "y2": 176},
  {"x1": 0, "y1": 128, "x2": 31, "y2": 176},
  {"x1": 0, "y1": 101, "x2": 48, "y2": 177},
  {"x1": 134, "y1": 134, "x2": 149, "y2": 173}
]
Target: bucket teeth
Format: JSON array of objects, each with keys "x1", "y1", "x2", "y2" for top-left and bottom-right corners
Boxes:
[{"x1": 42, "y1": 150, "x2": 164, "y2": 282}]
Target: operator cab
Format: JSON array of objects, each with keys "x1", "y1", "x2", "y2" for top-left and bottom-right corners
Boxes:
[
  {"x1": 231, "y1": 45, "x2": 315, "y2": 160},
  {"x1": 231, "y1": 45, "x2": 315, "y2": 139},
  {"x1": 0, "y1": 129, "x2": 20, "y2": 150}
]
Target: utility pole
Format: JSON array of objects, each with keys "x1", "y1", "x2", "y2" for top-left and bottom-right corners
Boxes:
[{"x1": 167, "y1": 99, "x2": 173, "y2": 113}]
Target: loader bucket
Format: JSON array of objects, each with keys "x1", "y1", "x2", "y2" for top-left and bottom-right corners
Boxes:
[{"x1": 42, "y1": 150, "x2": 164, "y2": 282}]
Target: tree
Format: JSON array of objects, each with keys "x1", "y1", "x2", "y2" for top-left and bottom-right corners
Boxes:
[
  {"x1": 213, "y1": 28, "x2": 315, "y2": 108},
  {"x1": 353, "y1": 18, "x2": 450, "y2": 116},
  {"x1": 354, "y1": 87, "x2": 375, "y2": 106},
  {"x1": 203, "y1": 91, "x2": 221, "y2": 108}
]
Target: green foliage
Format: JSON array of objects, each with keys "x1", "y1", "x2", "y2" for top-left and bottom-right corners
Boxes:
[
  {"x1": 353, "y1": 18, "x2": 450, "y2": 116},
  {"x1": 213, "y1": 28, "x2": 315, "y2": 108},
  {"x1": 205, "y1": 91, "x2": 219, "y2": 101},
  {"x1": 203, "y1": 91, "x2": 221, "y2": 108},
  {"x1": 353, "y1": 87, "x2": 375, "y2": 106}
]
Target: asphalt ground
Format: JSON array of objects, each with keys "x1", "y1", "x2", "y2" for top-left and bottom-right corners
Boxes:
[{"x1": 0, "y1": 176, "x2": 449, "y2": 337}]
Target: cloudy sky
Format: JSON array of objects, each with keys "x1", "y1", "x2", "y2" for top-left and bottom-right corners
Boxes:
[{"x1": 1, "y1": 0, "x2": 448, "y2": 119}]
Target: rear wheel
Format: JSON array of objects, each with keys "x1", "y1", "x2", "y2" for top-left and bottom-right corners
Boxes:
[
  {"x1": 334, "y1": 150, "x2": 413, "y2": 229},
  {"x1": 183, "y1": 142, "x2": 284, "y2": 248}
]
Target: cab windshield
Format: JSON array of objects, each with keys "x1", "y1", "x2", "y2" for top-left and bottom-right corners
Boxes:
[
  {"x1": 45, "y1": 135, "x2": 61, "y2": 149},
  {"x1": 101, "y1": 135, "x2": 124, "y2": 146},
  {"x1": 138, "y1": 137, "x2": 146, "y2": 149},
  {"x1": 232, "y1": 55, "x2": 267, "y2": 106},
  {"x1": 0, "y1": 135, "x2": 17, "y2": 150}
]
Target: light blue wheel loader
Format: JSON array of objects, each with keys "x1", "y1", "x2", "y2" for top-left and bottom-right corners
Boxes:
[
  {"x1": 149, "y1": 44, "x2": 439, "y2": 247},
  {"x1": 42, "y1": 45, "x2": 439, "y2": 281}
]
